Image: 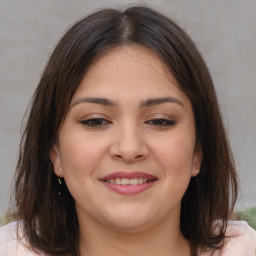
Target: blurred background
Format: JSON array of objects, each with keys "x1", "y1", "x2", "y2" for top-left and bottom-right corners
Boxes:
[{"x1": 0, "y1": 0, "x2": 256, "y2": 216}]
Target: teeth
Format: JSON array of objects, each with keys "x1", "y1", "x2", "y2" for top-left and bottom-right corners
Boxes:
[
  {"x1": 121, "y1": 178, "x2": 130, "y2": 185},
  {"x1": 115, "y1": 178, "x2": 121, "y2": 185},
  {"x1": 106, "y1": 177, "x2": 150, "y2": 185},
  {"x1": 130, "y1": 178, "x2": 138, "y2": 185}
]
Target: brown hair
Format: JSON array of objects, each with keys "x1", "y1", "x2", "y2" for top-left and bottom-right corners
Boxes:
[{"x1": 11, "y1": 5, "x2": 238, "y2": 256}]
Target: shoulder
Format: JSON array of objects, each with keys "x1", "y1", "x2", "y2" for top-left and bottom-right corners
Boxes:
[
  {"x1": 0, "y1": 221, "x2": 44, "y2": 256},
  {"x1": 222, "y1": 221, "x2": 256, "y2": 255},
  {"x1": 201, "y1": 221, "x2": 256, "y2": 256}
]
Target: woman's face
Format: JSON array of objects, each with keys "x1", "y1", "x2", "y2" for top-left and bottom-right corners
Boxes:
[{"x1": 50, "y1": 45, "x2": 201, "y2": 231}]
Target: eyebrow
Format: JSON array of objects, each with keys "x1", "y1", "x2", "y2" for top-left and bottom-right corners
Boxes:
[
  {"x1": 71, "y1": 97, "x2": 117, "y2": 108},
  {"x1": 140, "y1": 97, "x2": 184, "y2": 108},
  {"x1": 71, "y1": 96, "x2": 183, "y2": 108}
]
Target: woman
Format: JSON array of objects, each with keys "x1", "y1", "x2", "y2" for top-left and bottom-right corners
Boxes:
[{"x1": 0, "y1": 5, "x2": 255, "y2": 256}]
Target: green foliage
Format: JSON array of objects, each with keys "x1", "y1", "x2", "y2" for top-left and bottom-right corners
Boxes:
[{"x1": 236, "y1": 206, "x2": 256, "y2": 230}]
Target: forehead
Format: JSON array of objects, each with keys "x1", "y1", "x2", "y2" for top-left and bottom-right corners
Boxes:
[
  {"x1": 90, "y1": 45, "x2": 168, "y2": 74},
  {"x1": 71, "y1": 45, "x2": 188, "y2": 107}
]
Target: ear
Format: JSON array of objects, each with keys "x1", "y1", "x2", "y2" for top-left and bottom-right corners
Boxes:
[
  {"x1": 49, "y1": 144, "x2": 64, "y2": 177},
  {"x1": 191, "y1": 144, "x2": 202, "y2": 177}
]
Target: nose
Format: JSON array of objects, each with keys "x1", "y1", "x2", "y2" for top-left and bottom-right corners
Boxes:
[{"x1": 109, "y1": 122, "x2": 149, "y2": 163}]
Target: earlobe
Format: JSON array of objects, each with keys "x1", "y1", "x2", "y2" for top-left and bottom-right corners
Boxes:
[
  {"x1": 49, "y1": 145, "x2": 64, "y2": 177},
  {"x1": 191, "y1": 146, "x2": 202, "y2": 177}
]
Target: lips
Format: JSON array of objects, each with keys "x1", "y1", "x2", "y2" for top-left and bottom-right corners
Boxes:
[{"x1": 99, "y1": 171, "x2": 158, "y2": 194}]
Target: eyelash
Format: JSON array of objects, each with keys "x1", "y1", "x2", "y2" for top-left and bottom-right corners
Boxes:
[
  {"x1": 80, "y1": 118, "x2": 111, "y2": 127},
  {"x1": 80, "y1": 117, "x2": 176, "y2": 128},
  {"x1": 145, "y1": 118, "x2": 176, "y2": 127}
]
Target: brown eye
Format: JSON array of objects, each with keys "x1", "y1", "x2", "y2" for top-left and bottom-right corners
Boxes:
[
  {"x1": 145, "y1": 118, "x2": 176, "y2": 126},
  {"x1": 80, "y1": 118, "x2": 111, "y2": 127}
]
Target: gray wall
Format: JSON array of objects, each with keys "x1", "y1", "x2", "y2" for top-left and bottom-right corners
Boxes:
[{"x1": 0, "y1": 0, "x2": 255, "y2": 214}]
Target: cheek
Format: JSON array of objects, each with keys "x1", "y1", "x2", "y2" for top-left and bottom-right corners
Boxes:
[
  {"x1": 157, "y1": 132, "x2": 195, "y2": 170},
  {"x1": 59, "y1": 131, "x2": 108, "y2": 181},
  {"x1": 58, "y1": 133, "x2": 106, "y2": 206},
  {"x1": 154, "y1": 131, "x2": 195, "y2": 193}
]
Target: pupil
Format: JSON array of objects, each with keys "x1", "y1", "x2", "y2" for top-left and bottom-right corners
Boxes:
[
  {"x1": 154, "y1": 119, "x2": 163, "y2": 125},
  {"x1": 93, "y1": 118, "x2": 102, "y2": 125}
]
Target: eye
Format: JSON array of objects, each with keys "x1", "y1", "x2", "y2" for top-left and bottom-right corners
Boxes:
[
  {"x1": 145, "y1": 118, "x2": 176, "y2": 126},
  {"x1": 80, "y1": 118, "x2": 111, "y2": 127}
]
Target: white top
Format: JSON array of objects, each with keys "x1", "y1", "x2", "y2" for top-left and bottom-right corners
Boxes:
[{"x1": 0, "y1": 221, "x2": 256, "y2": 255}]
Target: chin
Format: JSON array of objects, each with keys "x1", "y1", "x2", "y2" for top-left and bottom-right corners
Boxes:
[{"x1": 102, "y1": 206, "x2": 154, "y2": 231}]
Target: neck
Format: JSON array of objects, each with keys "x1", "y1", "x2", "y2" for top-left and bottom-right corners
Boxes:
[{"x1": 78, "y1": 213, "x2": 190, "y2": 256}]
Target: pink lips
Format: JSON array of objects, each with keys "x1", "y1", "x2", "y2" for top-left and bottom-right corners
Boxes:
[{"x1": 99, "y1": 171, "x2": 158, "y2": 195}]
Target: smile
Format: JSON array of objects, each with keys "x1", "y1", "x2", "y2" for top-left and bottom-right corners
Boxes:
[
  {"x1": 106, "y1": 177, "x2": 151, "y2": 185},
  {"x1": 100, "y1": 172, "x2": 158, "y2": 194}
]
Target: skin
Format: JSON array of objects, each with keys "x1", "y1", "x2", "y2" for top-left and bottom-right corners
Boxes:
[{"x1": 50, "y1": 45, "x2": 202, "y2": 256}]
